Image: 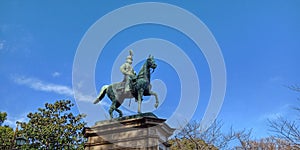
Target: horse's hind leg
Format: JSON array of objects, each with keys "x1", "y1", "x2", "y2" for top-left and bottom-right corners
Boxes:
[
  {"x1": 108, "y1": 98, "x2": 123, "y2": 118},
  {"x1": 107, "y1": 87, "x2": 117, "y2": 119},
  {"x1": 109, "y1": 102, "x2": 116, "y2": 119},
  {"x1": 115, "y1": 102, "x2": 123, "y2": 118}
]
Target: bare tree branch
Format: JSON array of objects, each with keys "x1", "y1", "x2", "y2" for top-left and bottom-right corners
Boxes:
[
  {"x1": 268, "y1": 117, "x2": 300, "y2": 147},
  {"x1": 267, "y1": 85, "x2": 300, "y2": 148}
]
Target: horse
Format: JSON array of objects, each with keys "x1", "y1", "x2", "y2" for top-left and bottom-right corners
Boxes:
[{"x1": 93, "y1": 55, "x2": 159, "y2": 118}]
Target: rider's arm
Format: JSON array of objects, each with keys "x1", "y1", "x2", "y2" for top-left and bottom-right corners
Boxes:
[{"x1": 120, "y1": 64, "x2": 132, "y2": 75}]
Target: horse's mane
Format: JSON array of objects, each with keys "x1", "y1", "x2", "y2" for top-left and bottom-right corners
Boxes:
[
  {"x1": 137, "y1": 63, "x2": 147, "y2": 79},
  {"x1": 137, "y1": 58, "x2": 151, "y2": 80}
]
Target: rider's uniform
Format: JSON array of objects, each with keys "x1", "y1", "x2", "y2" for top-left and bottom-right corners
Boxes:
[{"x1": 120, "y1": 50, "x2": 134, "y2": 93}]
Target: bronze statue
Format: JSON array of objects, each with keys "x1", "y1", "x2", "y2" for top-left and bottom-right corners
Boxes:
[
  {"x1": 94, "y1": 51, "x2": 159, "y2": 119},
  {"x1": 119, "y1": 50, "x2": 135, "y2": 93}
]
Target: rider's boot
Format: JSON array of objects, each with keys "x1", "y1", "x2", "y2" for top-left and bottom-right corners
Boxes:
[{"x1": 125, "y1": 85, "x2": 130, "y2": 93}]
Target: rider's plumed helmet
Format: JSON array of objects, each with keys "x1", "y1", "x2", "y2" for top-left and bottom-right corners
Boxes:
[{"x1": 126, "y1": 55, "x2": 133, "y2": 63}]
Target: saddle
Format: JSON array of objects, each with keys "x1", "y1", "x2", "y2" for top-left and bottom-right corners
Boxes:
[
  {"x1": 115, "y1": 76, "x2": 137, "y2": 93},
  {"x1": 115, "y1": 82, "x2": 125, "y2": 92}
]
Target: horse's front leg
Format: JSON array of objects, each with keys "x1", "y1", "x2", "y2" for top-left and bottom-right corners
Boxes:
[
  {"x1": 150, "y1": 91, "x2": 159, "y2": 108},
  {"x1": 137, "y1": 91, "x2": 143, "y2": 113}
]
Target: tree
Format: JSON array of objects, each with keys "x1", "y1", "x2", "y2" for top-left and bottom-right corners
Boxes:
[
  {"x1": 234, "y1": 136, "x2": 296, "y2": 149},
  {"x1": 170, "y1": 138, "x2": 217, "y2": 150},
  {"x1": 0, "y1": 111, "x2": 14, "y2": 149},
  {"x1": 19, "y1": 100, "x2": 86, "y2": 149},
  {"x1": 170, "y1": 120, "x2": 236, "y2": 149},
  {"x1": 234, "y1": 128, "x2": 253, "y2": 149},
  {"x1": 268, "y1": 85, "x2": 300, "y2": 148},
  {"x1": 0, "y1": 112, "x2": 7, "y2": 126},
  {"x1": 268, "y1": 117, "x2": 300, "y2": 148}
]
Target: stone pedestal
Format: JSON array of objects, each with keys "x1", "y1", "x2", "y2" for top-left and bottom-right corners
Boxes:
[{"x1": 83, "y1": 113, "x2": 175, "y2": 150}]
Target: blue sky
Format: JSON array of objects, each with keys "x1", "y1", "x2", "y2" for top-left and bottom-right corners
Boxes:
[{"x1": 1, "y1": 1, "x2": 300, "y2": 139}]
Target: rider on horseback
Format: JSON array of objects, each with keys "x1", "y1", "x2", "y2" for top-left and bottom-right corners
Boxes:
[
  {"x1": 94, "y1": 54, "x2": 159, "y2": 117},
  {"x1": 120, "y1": 50, "x2": 135, "y2": 93}
]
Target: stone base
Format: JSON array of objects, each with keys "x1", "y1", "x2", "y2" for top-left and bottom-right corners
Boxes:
[{"x1": 83, "y1": 113, "x2": 174, "y2": 150}]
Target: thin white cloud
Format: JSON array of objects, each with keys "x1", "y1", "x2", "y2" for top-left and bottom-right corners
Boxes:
[
  {"x1": 14, "y1": 76, "x2": 73, "y2": 96},
  {"x1": 13, "y1": 76, "x2": 98, "y2": 102},
  {"x1": 0, "y1": 40, "x2": 7, "y2": 52},
  {"x1": 0, "y1": 24, "x2": 33, "y2": 56},
  {"x1": 52, "y1": 72, "x2": 61, "y2": 77},
  {"x1": 4, "y1": 112, "x2": 29, "y2": 128},
  {"x1": 268, "y1": 76, "x2": 283, "y2": 83},
  {"x1": 12, "y1": 76, "x2": 132, "y2": 118},
  {"x1": 260, "y1": 112, "x2": 282, "y2": 121},
  {"x1": 0, "y1": 41, "x2": 4, "y2": 50},
  {"x1": 74, "y1": 90, "x2": 95, "y2": 102},
  {"x1": 259, "y1": 104, "x2": 291, "y2": 121}
]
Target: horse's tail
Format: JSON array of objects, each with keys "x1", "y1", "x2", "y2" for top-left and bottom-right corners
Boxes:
[{"x1": 93, "y1": 85, "x2": 109, "y2": 104}]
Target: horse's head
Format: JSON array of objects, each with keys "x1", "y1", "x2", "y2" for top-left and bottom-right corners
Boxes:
[{"x1": 147, "y1": 55, "x2": 157, "y2": 70}]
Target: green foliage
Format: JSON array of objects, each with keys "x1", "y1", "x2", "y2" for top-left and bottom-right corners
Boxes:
[
  {"x1": 0, "y1": 111, "x2": 14, "y2": 149},
  {"x1": 0, "y1": 125, "x2": 14, "y2": 149},
  {"x1": 19, "y1": 100, "x2": 86, "y2": 149},
  {"x1": 169, "y1": 138, "x2": 218, "y2": 150},
  {"x1": 0, "y1": 112, "x2": 7, "y2": 126}
]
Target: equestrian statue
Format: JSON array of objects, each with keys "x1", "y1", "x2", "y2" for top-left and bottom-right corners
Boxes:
[{"x1": 93, "y1": 50, "x2": 159, "y2": 119}]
